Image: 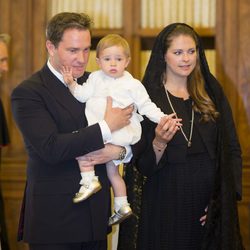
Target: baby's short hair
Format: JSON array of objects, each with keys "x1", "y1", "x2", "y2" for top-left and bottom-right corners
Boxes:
[{"x1": 96, "y1": 34, "x2": 130, "y2": 58}]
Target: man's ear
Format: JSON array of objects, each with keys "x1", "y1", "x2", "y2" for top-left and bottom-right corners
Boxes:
[{"x1": 46, "y1": 40, "x2": 55, "y2": 56}]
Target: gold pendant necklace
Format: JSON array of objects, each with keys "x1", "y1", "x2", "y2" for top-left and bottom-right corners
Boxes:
[{"x1": 165, "y1": 89, "x2": 194, "y2": 147}]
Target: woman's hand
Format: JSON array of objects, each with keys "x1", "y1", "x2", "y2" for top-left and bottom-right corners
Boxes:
[
  {"x1": 200, "y1": 206, "x2": 208, "y2": 226},
  {"x1": 76, "y1": 143, "x2": 122, "y2": 167},
  {"x1": 152, "y1": 114, "x2": 181, "y2": 163},
  {"x1": 154, "y1": 113, "x2": 181, "y2": 145}
]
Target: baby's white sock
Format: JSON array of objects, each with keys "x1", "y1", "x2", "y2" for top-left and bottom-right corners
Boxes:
[
  {"x1": 80, "y1": 171, "x2": 95, "y2": 185},
  {"x1": 114, "y1": 196, "x2": 129, "y2": 212}
]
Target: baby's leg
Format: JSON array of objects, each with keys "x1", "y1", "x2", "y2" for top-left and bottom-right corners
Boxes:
[
  {"x1": 106, "y1": 161, "x2": 126, "y2": 197},
  {"x1": 106, "y1": 161, "x2": 132, "y2": 226},
  {"x1": 72, "y1": 161, "x2": 102, "y2": 203}
]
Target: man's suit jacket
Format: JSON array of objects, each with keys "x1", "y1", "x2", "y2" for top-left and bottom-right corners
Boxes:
[
  {"x1": 0, "y1": 98, "x2": 9, "y2": 146},
  {"x1": 0, "y1": 98, "x2": 10, "y2": 250},
  {"x1": 11, "y1": 65, "x2": 111, "y2": 243}
]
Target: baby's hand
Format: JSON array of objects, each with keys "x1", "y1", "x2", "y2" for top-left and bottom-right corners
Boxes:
[{"x1": 61, "y1": 65, "x2": 74, "y2": 85}]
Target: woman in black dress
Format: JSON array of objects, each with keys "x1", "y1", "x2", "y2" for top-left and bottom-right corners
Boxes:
[{"x1": 121, "y1": 23, "x2": 243, "y2": 250}]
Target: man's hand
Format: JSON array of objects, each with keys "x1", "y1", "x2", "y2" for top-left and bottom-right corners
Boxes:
[
  {"x1": 104, "y1": 96, "x2": 133, "y2": 132},
  {"x1": 76, "y1": 144, "x2": 123, "y2": 166}
]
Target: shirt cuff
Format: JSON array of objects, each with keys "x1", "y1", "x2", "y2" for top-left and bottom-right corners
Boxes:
[
  {"x1": 99, "y1": 120, "x2": 112, "y2": 144},
  {"x1": 113, "y1": 145, "x2": 133, "y2": 165}
]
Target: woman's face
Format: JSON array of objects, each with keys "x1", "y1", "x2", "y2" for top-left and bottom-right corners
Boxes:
[{"x1": 164, "y1": 35, "x2": 197, "y2": 79}]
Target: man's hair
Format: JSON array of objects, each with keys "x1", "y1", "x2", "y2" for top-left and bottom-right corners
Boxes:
[
  {"x1": 96, "y1": 34, "x2": 131, "y2": 58},
  {"x1": 46, "y1": 12, "x2": 93, "y2": 48},
  {"x1": 0, "y1": 34, "x2": 10, "y2": 45}
]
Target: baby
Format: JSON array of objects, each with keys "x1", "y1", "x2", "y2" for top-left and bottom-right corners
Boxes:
[{"x1": 62, "y1": 34, "x2": 170, "y2": 226}]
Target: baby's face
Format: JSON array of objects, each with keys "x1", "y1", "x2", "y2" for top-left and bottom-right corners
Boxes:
[{"x1": 96, "y1": 45, "x2": 130, "y2": 79}]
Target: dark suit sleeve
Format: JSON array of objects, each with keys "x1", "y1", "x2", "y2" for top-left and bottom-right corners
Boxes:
[
  {"x1": 11, "y1": 81, "x2": 104, "y2": 165},
  {"x1": 221, "y1": 93, "x2": 242, "y2": 200},
  {"x1": 0, "y1": 99, "x2": 10, "y2": 146}
]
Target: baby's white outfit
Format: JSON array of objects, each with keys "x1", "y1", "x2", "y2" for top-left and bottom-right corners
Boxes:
[{"x1": 71, "y1": 70, "x2": 166, "y2": 146}]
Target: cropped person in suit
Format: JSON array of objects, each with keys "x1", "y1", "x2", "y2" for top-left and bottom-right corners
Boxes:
[
  {"x1": 0, "y1": 33, "x2": 10, "y2": 250},
  {"x1": 119, "y1": 23, "x2": 243, "y2": 250},
  {"x1": 11, "y1": 12, "x2": 133, "y2": 250}
]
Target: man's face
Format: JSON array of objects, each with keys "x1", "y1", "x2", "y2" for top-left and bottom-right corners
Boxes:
[
  {"x1": 46, "y1": 28, "x2": 91, "y2": 79},
  {"x1": 0, "y1": 41, "x2": 9, "y2": 78}
]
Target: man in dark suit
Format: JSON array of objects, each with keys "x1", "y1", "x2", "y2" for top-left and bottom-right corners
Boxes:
[
  {"x1": 0, "y1": 33, "x2": 10, "y2": 250},
  {"x1": 11, "y1": 12, "x2": 133, "y2": 250}
]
